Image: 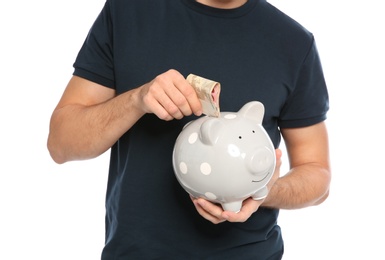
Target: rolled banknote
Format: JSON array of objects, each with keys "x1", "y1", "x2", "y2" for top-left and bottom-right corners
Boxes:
[{"x1": 187, "y1": 74, "x2": 221, "y2": 117}]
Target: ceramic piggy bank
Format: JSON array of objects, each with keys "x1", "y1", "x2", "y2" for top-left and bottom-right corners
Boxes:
[{"x1": 172, "y1": 101, "x2": 276, "y2": 212}]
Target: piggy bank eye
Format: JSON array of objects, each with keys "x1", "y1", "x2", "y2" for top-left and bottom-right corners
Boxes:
[
  {"x1": 252, "y1": 130, "x2": 255, "y2": 133},
  {"x1": 238, "y1": 136, "x2": 242, "y2": 139}
]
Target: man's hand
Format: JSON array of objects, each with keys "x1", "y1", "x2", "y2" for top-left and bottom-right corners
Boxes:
[
  {"x1": 191, "y1": 149, "x2": 282, "y2": 224},
  {"x1": 137, "y1": 69, "x2": 203, "y2": 120}
]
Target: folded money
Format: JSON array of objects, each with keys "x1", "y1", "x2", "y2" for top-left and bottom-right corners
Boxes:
[{"x1": 187, "y1": 74, "x2": 221, "y2": 117}]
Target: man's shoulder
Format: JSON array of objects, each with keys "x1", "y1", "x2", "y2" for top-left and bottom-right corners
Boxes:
[{"x1": 260, "y1": 2, "x2": 313, "y2": 42}]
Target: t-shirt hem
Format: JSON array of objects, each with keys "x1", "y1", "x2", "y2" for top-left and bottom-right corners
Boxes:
[
  {"x1": 73, "y1": 67, "x2": 115, "y2": 89},
  {"x1": 278, "y1": 114, "x2": 327, "y2": 129}
]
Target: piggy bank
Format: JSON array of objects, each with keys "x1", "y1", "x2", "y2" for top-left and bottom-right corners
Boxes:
[{"x1": 172, "y1": 101, "x2": 276, "y2": 212}]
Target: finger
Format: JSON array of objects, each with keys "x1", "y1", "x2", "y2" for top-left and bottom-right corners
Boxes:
[
  {"x1": 275, "y1": 148, "x2": 282, "y2": 167},
  {"x1": 271, "y1": 149, "x2": 282, "y2": 181},
  {"x1": 169, "y1": 70, "x2": 202, "y2": 116},
  {"x1": 175, "y1": 83, "x2": 202, "y2": 117},
  {"x1": 162, "y1": 84, "x2": 192, "y2": 118},
  {"x1": 193, "y1": 201, "x2": 224, "y2": 224},
  {"x1": 152, "y1": 70, "x2": 193, "y2": 119},
  {"x1": 222, "y1": 198, "x2": 260, "y2": 223},
  {"x1": 191, "y1": 197, "x2": 226, "y2": 224},
  {"x1": 158, "y1": 93, "x2": 184, "y2": 119},
  {"x1": 144, "y1": 78, "x2": 186, "y2": 120},
  {"x1": 142, "y1": 89, "x2": 178, "y2": 120},
  {"x1": 152, "y1": 70, "x2": 202, "y2": 118}
]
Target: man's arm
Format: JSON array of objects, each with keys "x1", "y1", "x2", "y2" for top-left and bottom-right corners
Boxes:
[
  {"x1": 262, "y1": 121, "x2": 331, "y2": 209},
  {"x1": 191, "y1": 122, "x2": 331, "y2": 223},
  {"x1": 47, "y1": 70, "x2": 202, "y2": 164},
  {"x1": 47, "y1": 76, "x2": 142, "y2": 163}
]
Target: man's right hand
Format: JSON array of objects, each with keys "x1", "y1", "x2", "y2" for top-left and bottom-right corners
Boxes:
[{"x1": 137, "y1": 69, "x2": 203, "y2": 121}]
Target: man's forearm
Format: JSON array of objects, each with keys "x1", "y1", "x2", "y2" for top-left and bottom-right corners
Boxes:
[
  {"x1": 47, "y1": 88, "x2": 144, "y2": 164},
  {"x1": 262, "y1": 164, "x2": 331, "y2": 209}
]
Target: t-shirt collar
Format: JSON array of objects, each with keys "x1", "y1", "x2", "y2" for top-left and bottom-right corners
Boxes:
[{"x1": 181, "y1": 0, "x2": 261, "y2": 18}]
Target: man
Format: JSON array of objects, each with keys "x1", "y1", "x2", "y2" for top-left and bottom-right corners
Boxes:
[{"x1": 48, "y1": 0, "x2": 331, "y2": 258}]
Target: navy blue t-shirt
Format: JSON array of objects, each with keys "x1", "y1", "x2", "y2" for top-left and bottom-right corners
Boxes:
[{"x1": 73, "y1": 0, "x2": 329, "y2": 259}]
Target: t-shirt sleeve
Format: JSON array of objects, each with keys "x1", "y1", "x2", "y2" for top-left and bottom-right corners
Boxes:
[
  {"x1": 278, "y1": 37, "x2": 329, "y2": 128},
  {"x1": 72, "y1": 1, "x2": 115, "y2": 89}
]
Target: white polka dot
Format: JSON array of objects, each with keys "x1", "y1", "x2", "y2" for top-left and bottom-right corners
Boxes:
[
  {"x1": 205, "y1": 192, "x2": 217, "y2": 200},
  {"x1": 224, "y1": 114, "x2": 237, "y2": 119},
  {"x1": 188, "y1": 132, "x2": 198, "y2": 144},
  {"x1": 179, "y1": 162, "x2": 188, "y2": 174},
  {"x1": 200, "y1": 162, "x2": 211, "y2": 175}
]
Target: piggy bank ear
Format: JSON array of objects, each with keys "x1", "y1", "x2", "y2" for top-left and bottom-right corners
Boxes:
[
  {"x1": 199, "y1": 118, "x2": 224, "y2": 145},
  {"x1": 238, "y1": 101, "x2": 265, "y2": 123}
]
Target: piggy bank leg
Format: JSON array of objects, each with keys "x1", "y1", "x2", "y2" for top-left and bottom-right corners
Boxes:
[
  {"x1": 222, "y1": 201, "x2": 243, "y2": 213},
  {"x1": 252, "y1": 186, "x2": 268, "y2": 200}
]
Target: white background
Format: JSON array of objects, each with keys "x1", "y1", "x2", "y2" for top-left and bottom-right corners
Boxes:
[{"x1": 1, "y1": 0, "x2": 384, "y2": 259}]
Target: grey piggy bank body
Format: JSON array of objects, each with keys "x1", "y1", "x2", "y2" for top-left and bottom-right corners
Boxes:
[{"x1": 172, "y1": 101, "x2": 276, "y2": 212}]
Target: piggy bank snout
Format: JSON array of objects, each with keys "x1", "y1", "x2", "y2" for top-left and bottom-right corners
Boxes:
[{"x1": 247, "y1": 147, "x2": 274, "y2": 175}]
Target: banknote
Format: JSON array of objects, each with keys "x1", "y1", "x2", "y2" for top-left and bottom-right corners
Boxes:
[{"x1": 187, "y1": 74, "x2": 221, "y2": 117}]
